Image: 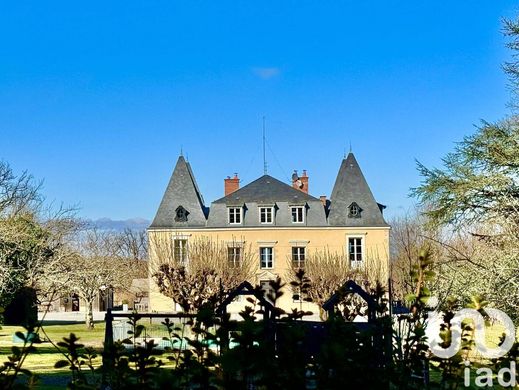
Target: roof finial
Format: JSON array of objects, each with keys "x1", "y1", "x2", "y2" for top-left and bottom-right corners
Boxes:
[
  {"x1": 349, "y1": 140, "x2": 352, "y2": 153},
  {"x1": 263, "y1": 116, "x2": 267, "y2": 175},
  {"x1": 180, "y1": 145, "x2": 184, "y2": 157}
]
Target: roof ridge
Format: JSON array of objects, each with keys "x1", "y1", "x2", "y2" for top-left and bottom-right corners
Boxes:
[{"x1": 213, "y1": 173, "x2": 320, "y2": 204}]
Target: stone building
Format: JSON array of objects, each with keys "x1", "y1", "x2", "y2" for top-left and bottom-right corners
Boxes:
[{"x1": 148, "y1": 153, "x2": 389, "y2": 315}]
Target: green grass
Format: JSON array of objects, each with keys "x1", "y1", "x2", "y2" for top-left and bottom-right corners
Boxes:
[{"x1": 0, "y1": 321, "x2": 106, "y2": 389}]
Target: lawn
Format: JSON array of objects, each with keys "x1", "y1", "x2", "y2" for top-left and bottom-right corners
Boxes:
[{"x1": 0, "y1": 321, "x2": 106, "y2": 389}]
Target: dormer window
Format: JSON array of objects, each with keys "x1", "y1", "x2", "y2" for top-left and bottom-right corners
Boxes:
[
  {"x1": 348, "y1": 202, "x2": 362, "y2": 218},
  {"x1": 175, "y1": 206, "x2": 189, "y2": 222},
  {"x1": 228, "y1": 207, "x2": 242, "y2": 224},
  {"x1": 291, "y1": 206, "x2": 305, "y2": 223},
  {"x1": 259, "y1": 206, "x2": 274, "y2": 224}
]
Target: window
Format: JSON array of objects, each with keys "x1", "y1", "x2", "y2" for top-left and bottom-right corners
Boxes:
[
  {"x1": 348, "y1": 202, "x2": 362, "y2": 218},
  {"x1": 174, "y1": 239, "x2": 188, "y2": 264},
  {"x1": 175, "y1": 206, "x2": 189, "y2": 222},
  {"x1": 291, "y1": 247, "x2": 306, "y2": 268},
  {"x1": 291, "y1": 206, "x2": 304, "y2": 223},
  {"x1": 348, "y1": 237, "x2": 363, "y2": 264},
  {"x1": 259, "y1": 207, "x2": 274, "y2": 224},
  {"x1": 228, "y1": 207, "x2": 242, "y2": 224},
  {"x1": 227, "y1": 246, "x2": 242, "y2": 268},
  {"x1": 260, "y1": 247, "x2": 274, "y2": 269}
]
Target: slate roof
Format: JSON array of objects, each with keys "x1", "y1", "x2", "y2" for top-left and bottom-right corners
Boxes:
[
  {"x1": 213, "y1": 175, "x2": 319, "y2": 204},
  {"x1": 328, "y1": 153, "x2": 388, "y2": 227},
  {"x1": 150, "y1": 154, "x2": 388, "y2": 229},
  {"x1": 150, "y1": 156, "x2": 208, "y2": 228}
]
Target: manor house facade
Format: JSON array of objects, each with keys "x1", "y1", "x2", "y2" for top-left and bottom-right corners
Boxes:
[{"x1": 148, "y1": 153, "x2": 389, "y2": 315}]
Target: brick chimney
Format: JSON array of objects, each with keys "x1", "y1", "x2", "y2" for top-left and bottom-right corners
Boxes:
[
  {"x1": 292, "y1": 170, "x2": 309, "y2": 194},
  {"x1": 300, "y1": 170, "x2": 309, "y2": 194},
  {"x1": 224, "y1": 173, "x2": 240, "y2": 196}
]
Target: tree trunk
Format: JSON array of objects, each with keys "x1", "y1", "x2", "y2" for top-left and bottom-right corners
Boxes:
[{"x1": 85, "y1": 299, "x2": 94, "y2": 330}]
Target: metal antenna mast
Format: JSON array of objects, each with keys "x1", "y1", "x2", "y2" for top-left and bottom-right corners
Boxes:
[{"x1": 263, "y1": 116, "x2": 267, "y2": 174}]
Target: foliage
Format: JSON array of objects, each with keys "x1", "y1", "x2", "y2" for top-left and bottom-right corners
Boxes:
[
  {"x1": 413, "y1": 117, "x2": 519, "y2": 230},
  {"x1": 0, "y1": 264, "x2": 518, "y2": 389},
  {"x1": 152, "y1": 236, "x2": 255, "y2": 313},
  {"x1": 0, "y1": 325, "x2": 40, "y2": 389},
  {"x1": 0, "y1": 161, "x2": 78, "y2": 326}
]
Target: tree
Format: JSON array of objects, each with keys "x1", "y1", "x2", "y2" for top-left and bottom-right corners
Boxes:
[
  {"x1": 151, "y1": 235, "x2": 255, "y2": 313},
  {"x1": 413, "y1": 118, "x2": 519, "y2": 230},
  {"x1": 62, "y1": 228, "x2": 142, "y2": 329},
  {"x1": 411, "y1": 18, "x2": 519, "y2": 320},
  {"x1": 389, "y1": 209, "x2": 445, "y2": 301},
  {"x1": 115, "y1": 228, "x2": 147, "y2": 261},
  {"x1": 291, "y1": 249, "x2": 386, "y2": 320},
  {"x1": 0, "y1": 161, "x2": 78, "y2": 325}
]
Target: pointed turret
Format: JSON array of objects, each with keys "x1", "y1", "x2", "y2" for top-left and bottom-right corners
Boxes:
[
  {"x1": 150, "y1": 156, "x2": 207, "y2": 228},
  {"x1": 328, "y1": 153, "x2": 388, "y2": 227}
]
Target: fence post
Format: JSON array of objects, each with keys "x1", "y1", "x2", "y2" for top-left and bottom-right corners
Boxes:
[{"x1": 101, "y1": 308, "x2": 114, "y2": 388}]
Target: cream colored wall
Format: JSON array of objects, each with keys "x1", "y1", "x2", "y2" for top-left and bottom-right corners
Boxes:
[{"x1": 148, "y1": 227, "x2": 390, "y2": 315}]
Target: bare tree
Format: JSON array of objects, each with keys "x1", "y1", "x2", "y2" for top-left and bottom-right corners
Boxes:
[
  {"x1": 0, "y1": 161, "x2": 42, "y2": 218},
  {"x1": 0, "y1": 161, "x2": 79, "y2": 323},
  {"x1": 61, "y1": 229, "x2": 142, "y2": 329},
  {"x1": 389, "y1": 209, "x2": 441, "y2": 301},
  {"x1": 115, "y1": 228, "x2": 148, "y2": 261},
  {"x1": 151, "y1": 235, "x2": 255, "y2": 313}
]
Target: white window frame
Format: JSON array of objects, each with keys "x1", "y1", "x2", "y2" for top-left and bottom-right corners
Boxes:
[
  {"x1": 259, "y1": 247, "x2": 274, "y2": 269},
  {"x1": 173, "y1": 238, "x2": 189, "y2": 264},
  {"x1": 347, "y1": 235, "x2": 365, "y2": 266},
  {"x1": 259, "y1": 206, "x2": 274, "y2": 224},
  {"x1": 291, "y1": 246, "x2": 306, "y2": 268},
  {"x1": 290, "y1": 206, "x2": 305, "y2": 223},
  {"x1": 227, "y1": 246, "x2": 242, "y2": 268},
  {"x1": 228, "y1": 207, "x2": 242, "y2": 225}
]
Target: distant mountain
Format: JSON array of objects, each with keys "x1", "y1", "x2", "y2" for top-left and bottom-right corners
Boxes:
[{"x1": 88, "y1": 217, "x2": 150, "y2": 231}]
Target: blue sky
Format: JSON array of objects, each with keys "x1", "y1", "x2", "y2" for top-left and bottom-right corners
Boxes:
[{"x1": 1, "y1": 1, "x2": 518, "y2": 222}]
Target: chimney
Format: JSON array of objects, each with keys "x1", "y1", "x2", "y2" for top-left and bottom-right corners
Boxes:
[
  {"x1": 292, "y1": 170, "x2": 309, "y2": 194},
  {"x1": 300, "y1": 170, "x2": 309, "y2": 194},
  {"x1": 320, "y1": 195, "x2": 327, "y2": 207},
  {"x1": 224, "y1": 173, "x2": 240, "y2": 196}
]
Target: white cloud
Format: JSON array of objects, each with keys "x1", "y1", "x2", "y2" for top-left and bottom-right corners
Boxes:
[{"x1": 252, "y1": 67, "x2": 281, "y2": 80}]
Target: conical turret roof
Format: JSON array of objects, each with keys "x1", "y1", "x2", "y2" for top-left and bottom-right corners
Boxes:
[
  {"x1": 150, "y1": 156, "x2": 207, "y2": 228},
  {"x1": 328, "y1": 153, "x2": 388, "y2": 227}
]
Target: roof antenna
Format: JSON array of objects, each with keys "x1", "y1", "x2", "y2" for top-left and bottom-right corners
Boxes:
[{"x1": 263, "y1": 116, "x2": 267, "y2": 175}]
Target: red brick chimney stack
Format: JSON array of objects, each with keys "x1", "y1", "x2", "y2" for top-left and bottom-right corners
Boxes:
[
  {"x1": 300, "y1": 170, "x2": 309, "y2": 194},
  {"x1": 224, "y1": 173, "x2": 240, "y2": 196},
  {"x1": 292, "y1": 170, "x2": 309, "y2": 194}
]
